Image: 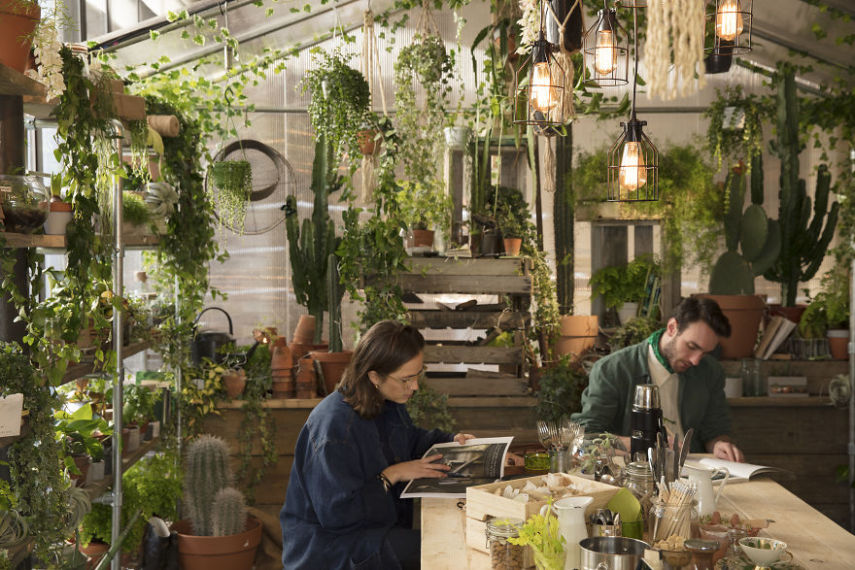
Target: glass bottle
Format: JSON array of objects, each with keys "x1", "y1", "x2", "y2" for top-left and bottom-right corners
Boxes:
[
  {"x1": 485, "y1": 518, "x2": 525, "y2": 570},
  {"x1": 740, "y1": 358, "x2": 762, "y2": 397}
]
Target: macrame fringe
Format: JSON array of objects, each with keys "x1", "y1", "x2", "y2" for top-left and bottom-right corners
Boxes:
[
  {"x1": 544, "y1": 138, "x2": 557, "y2": 193},
  {"x1": 360, "y1": 156, "x2": 377, "y2": 203}
]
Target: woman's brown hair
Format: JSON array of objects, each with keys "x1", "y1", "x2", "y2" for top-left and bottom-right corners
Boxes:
[{"x1": 338, "y1": 320, "x2": 425, "y2": 419}]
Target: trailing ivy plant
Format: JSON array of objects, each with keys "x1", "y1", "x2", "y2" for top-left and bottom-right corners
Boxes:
[
  {"x1": 394, "y1": 34, "x2": 453, "y2": 236},
  {"x1": 0, "y1": 342, "x2": 70, "y2": 561},
  {"x1": 704, "y1": 86, "x2": 767, "y2": 171}
]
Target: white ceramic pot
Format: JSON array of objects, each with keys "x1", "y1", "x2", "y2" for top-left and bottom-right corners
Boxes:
[
  {"x1": 44, "y1": 210, "x2": 73, "y2": 235},
  {"x1": 444, "y1": 126, "x2": 472, "y2": 149},
  {"x1": 617, "y1": 302, "x2": 639, "y2": 325}
]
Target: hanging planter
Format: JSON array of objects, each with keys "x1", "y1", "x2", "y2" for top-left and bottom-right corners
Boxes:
[{"x1": 208, "y1": 160, "x2": 252, "y2": 233}]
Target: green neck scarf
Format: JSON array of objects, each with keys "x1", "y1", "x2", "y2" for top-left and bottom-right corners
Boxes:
[{"x1": 647, "y1": 328, "x2": 674, "y2": 374}]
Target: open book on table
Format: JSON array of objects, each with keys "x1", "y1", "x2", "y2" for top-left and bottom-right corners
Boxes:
[
  {"x1": 684, "y1": 456, "x2": 790, "y2": 481},
  {"x1": 400, "y1": 436, "x2": 513, "y2": 499}
]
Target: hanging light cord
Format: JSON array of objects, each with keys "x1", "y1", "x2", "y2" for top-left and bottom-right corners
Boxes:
[{"x1": 631, "y1": 5, "x2": 638, "y2": 119}]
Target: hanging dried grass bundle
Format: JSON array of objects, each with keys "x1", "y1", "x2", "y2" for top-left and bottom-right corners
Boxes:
[{"x1": 645, "y1": 0, "x2": 706, "y2": 100}]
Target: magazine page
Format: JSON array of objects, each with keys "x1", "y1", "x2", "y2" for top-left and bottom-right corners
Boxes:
[
  {"x1": 400, "y1": 436, "x2": 513, "y2": 499},
  {"x1": 686, "y1": 456, "x2": 785, "y2": 480}
]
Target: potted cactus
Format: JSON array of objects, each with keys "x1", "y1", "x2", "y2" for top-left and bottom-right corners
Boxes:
[
  {"x1": 699, "y1": 161, "x2": 779, "y2": 359},
  {"x1": 173, "y1": 434, "x2": 262, "y2": 570}
]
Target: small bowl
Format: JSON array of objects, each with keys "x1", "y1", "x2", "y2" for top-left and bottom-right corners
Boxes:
[{"x1": 739, "y1": 537, "x2": 787, "y2": 566}]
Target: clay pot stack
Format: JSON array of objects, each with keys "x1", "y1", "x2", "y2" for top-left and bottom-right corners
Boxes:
[
  {"x1": 295, "y1": 354, "x2": 318, "y2": 399},
  {"x1": 271, "y1": 337, "x2": 294, "y2": 398}
]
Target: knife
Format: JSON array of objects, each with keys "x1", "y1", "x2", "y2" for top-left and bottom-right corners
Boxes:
[{"x1": 679, "y1": 428, "x2": 694, "y2": 471}]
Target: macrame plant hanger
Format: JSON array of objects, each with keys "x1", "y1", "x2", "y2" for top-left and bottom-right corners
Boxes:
[
  {"x1": 359, "y1": 0, "x2": 388, "y2": 201},
  {"x1": 415, "y1": 0, "x2": 441, "y2": 39}
]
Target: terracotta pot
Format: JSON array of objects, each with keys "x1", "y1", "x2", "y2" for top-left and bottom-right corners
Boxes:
[
  {"x1": 271, "y1": 338, "x2": 293, "y2": 370},
  {"x1": 0, "y1": 1, "x2": 40, "y2": 73},
  {"x1": 502, "y1": 237, "x2": 522, "y2": 257},
  {"x1": 356, "y1": 129, "x2": 381, "y2": 156},
  {"x1": 173, "y1": 516, "x2": 262, "y2": 570},
  {"x1": 827, "y1": 329, "x2": 849, "y2": 360},
  {"x1": 222, "y1": 369, "x2": 247, "y2": 398},
  {"x1": 309, "y1": 350, "x2": 354, "y2": 395},
  {"x1": 767, "y1": 304, "x2": 807, "y2": 326},
  {"x1": 292, "y1": 315, "x2": 316, "y2": 345},
  {"x1": 271, "y1": 377, "x2": 295, "y2": 399},
  {"x1": 554, "y1": 315, "x2": 599, "y2": 360},
  {"x1": 70, "y1": 455, "x2": 90, "y2": 487},
  {"x1": 290, "y1": 342, "x2": 328, "y2": 361},
  {"x1": 411, "y1": 229, "x2": 435, "y2": 248},
  {"x1": 694, "y1": 294, "x2": 766, "y2": 359},
  {"x1": 78, "y1": 540, "x2": 109, "y2": 570}
]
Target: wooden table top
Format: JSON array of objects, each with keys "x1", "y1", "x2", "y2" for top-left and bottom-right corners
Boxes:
[{"x1": 421, "y1": 478, "x2": 855, "y2": 569}]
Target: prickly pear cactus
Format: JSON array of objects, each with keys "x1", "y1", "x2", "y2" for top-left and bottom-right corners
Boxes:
[{"x1": 709, "y1": 161, "x2": 781, "y2": 295}]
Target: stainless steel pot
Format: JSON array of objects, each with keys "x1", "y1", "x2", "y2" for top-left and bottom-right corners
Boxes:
[{"x1": 580, "y1": 537, "x2": 648, "y2": 570}]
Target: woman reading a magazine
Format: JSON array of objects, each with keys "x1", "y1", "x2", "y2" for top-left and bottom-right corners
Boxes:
[{"x1": 280, "y1": 320, "x2": 475, "y2": 570}]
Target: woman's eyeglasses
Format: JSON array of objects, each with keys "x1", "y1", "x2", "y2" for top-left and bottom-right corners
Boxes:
[{"x1": 387, "y1": 366, "x2": 427, "y2": 386}]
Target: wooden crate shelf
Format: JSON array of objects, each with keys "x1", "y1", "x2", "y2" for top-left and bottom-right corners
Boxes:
[{"x1": 61, "y1": 340, "x2": 153, "y2": 385}]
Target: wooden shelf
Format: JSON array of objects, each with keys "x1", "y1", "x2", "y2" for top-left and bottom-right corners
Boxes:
[
  {"x1": 218, "y1": 398, "x2": 322, "y2": 409},
  {"x1": 23, "y1": 91, "x2": 146, "y2": 121},
  {"x1": 728, "y1": 396, "x2": 833, "y2": 407},
  {"x1": 81, "y1": 436, "x2": 160, "y2": 501},
  {"x1": 0, "y1": 63, "x2": 46, "y2": 97},
  {"x1": 1, "y1": 232, "x2": 161, "y2": 249},
  {"x1": 61, "y1": 340, "x2": 153, "y2": 386}
]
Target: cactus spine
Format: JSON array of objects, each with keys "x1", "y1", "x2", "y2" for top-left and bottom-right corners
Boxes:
[
  {"x1": 211, "y1": 487, "x2": 247, "y2": 537},
  {"x1": 709, "y1": 155, "x2": 781, "y2": 295},
  {"x1": 763, "y1": 66, "x2": 838, "y2": 306},
  {"x1": 184, "y1": 435, "x2": 247, "y2": 536},
  {"x1": 285, "y1": 133, "x2": 342, "y2": 343}
]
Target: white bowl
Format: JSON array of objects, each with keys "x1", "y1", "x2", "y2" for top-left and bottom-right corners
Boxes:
[{"x1": 739, "y1": 537, "x2": 787, "y2": 566}]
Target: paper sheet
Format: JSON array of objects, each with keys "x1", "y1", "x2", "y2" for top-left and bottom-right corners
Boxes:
[{"x1": 0, "y1": 393, "x2": 24, "y2": 437}]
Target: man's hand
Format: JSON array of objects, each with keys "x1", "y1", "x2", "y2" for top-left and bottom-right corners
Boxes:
[
  {"x1": 453, "y1": 433, "x2": 476, "y2": 445},
  {"x1": 711, "y1": 439, "x2": 745, "y2": 462}
]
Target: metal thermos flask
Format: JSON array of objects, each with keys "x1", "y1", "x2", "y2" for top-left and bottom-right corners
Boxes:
[{"x1": 630, "y1": 384, "x2": 664, "y2": 459}]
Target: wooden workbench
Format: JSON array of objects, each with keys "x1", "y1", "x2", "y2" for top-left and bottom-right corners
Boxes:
[{"x1": 421, "y1": 478, "x2": 855, "y2": 569}]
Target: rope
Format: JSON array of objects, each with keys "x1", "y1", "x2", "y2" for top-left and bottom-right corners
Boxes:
[
  {"x1": 361, "y1": 8, "x2": 388, "y2": 116},
  {"x1": 544, "y1": 0, "x2": 583, "y2": 57},
  {"x1": 542, "y1": 0, "x2": 581, "y2": 124},
  {"x1": 544, "y1": 137, "x2": 556, "y2": 192},
  {"x1": 415, "y1": 0, "x2": 440, "y2": 38}
]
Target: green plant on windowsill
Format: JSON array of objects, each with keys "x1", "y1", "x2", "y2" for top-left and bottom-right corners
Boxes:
[{"x1": 590, "y1": 255, "x2": 660, "y2": 311}]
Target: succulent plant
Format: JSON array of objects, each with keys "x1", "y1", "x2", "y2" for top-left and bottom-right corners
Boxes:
[{"x1": 184, "y1": 434, "x2": 246, "y2": 536}]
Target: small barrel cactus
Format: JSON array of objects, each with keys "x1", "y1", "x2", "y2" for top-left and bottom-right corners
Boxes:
[
  {"x1": 211, "y1": 487, "x2": 247, "y2": 537},
  {"x1": 184, "y1": 434, "x2": 233, "y2": 536}
]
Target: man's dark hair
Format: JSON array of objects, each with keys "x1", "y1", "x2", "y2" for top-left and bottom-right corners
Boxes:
[{"x1": 673, "y1": 297, "x2": 731, "y2": 338}]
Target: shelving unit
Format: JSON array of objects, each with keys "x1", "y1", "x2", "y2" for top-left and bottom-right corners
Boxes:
[
  {"x1": 1, "y1": 232, "x2": 160, "y2": 249},
  {"x1": 394, "y1": 256, "x2": 538, "y2": 443},
  {"x1": 81, "y1": 437, "x2": 160, "y2": 502}
]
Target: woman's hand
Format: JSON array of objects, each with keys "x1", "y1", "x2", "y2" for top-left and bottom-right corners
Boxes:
[
  {"x1": 453, "y1": 433, "x2": 476, "y2": 445},
  {"x1": 382, "y1": 454, "x2": 451, "y2": 484}
]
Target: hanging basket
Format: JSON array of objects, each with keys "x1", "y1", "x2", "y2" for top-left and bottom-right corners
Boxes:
[{"x1": 208, "y1": 160, "x2": 252, "y2": 232}]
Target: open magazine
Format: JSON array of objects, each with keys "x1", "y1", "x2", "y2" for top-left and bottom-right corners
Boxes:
[
  {"x1": 400, "y1": 436, "x2": 513, "y2": 499},
  {"x1": 684, "y1": 456, "x2": 790, "y2": 481}
]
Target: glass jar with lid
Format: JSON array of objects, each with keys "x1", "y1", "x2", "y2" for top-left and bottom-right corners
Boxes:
[
  {"x1": 0, "y1": 174, "x2": 48, "y2": 233},
  {"x1": 622, "y1": 460, "x2": 655, "y2": 533},
  {"x1": 648, "y1": 499, "x2": 699, "y2": 544},
  {"x1": 485, "y1": 518, "x2": 525, "y2": 570}
]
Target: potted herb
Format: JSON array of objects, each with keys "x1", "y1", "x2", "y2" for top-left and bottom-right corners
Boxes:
[
  {"x1": 497, "y1": 205, "x2": 525, "y2": 257},
  {"x1": 590, "y1": 255, "x2": 660, "y2": 325},
  {"x1": 799, "y1": 267, "x2": 850, "y2": 359}
]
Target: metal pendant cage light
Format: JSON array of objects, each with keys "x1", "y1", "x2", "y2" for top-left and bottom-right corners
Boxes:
[
  {"x1": 513, "y1": 32, "x2": 567, "y2": 133},
  {"x1": 707, "y1": 0, "x2": 753, "y2": 55},
  {"x1": 583, "y1": 1, "x2": 629, "y2": 87},
  {"x1": 607, "y1": 6, "x2": 658, "y2": 202}
]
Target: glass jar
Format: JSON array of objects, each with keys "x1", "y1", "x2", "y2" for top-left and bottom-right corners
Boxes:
[
  {"x1": 740, "y1": 358, "x2": 763, "y2": 397},
  {"x1": 485, "y1": 518, "x2": 524, "y2": 570},
  {"x1": 648, "y1": 499, "x2": 699, "y2": 544},
  {"x1": 0, "y1": 174, "x2": 48, "y2": 233},
  {"x1": 622, "y1": 461, "x2": 655, "y2": 535}
]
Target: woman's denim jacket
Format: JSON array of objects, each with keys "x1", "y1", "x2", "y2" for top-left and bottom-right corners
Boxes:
[{"x1": 280, "y1": 391, "x2": 451, "y2": 569}]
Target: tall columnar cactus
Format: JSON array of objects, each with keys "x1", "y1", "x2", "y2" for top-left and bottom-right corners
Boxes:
[
  {"x1": 327, "y1": 252, "x2": 343, "y2": 353},
  {"x1": 709, "y1": 156, "x2": 781, "y2": 294},
  {"x1": 211, "y1": 487, "x2": 248, "y2": 537},
  {"x1": 285, "y1": 133, "x2": 342, "y2": 342},
  {"x1": 763, "y1": 66, "x2": 838, "y2": 306},
  {"x1": 184, "y1": 434, "x2": 234, "y2": 536}
]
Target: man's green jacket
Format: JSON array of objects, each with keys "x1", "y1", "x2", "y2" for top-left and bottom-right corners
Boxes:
[{"x1": 570, "y1": 341, "x2": 732, "y2": 453}]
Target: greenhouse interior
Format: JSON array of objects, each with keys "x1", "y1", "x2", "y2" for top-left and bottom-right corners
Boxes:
[{"x1": 1, "y1": 0, "x2": 855, "y2": 568}]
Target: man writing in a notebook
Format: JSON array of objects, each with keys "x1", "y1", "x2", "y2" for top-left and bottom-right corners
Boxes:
[{"x1": 572, "y1": 297, "x2": 745, "y2": 462}]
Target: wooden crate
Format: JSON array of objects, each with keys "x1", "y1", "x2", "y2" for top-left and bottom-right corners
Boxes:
[{"x1": 465, "y1": 473, "x2": 620, "y2": 553}]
